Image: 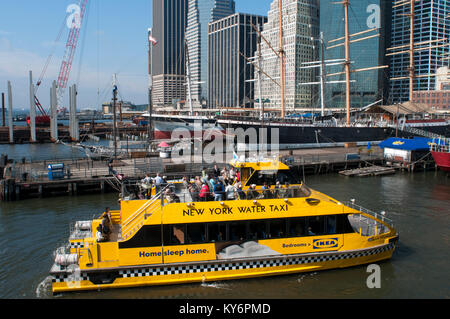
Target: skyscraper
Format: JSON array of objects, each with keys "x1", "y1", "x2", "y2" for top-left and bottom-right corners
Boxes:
[
  {"x1": 389, "y1": 0, "x2": 449, "y2": 103},
  {"x1": 320, "y1": 0, "x2": 392, "y2": 109},
  {"x1": 255, "y1": 0, "x2": 320, "y2": 111},
  {"x1": 185, "y1": 0, "x2": 235, "y2": 106},
  {"x1": 208, "y1": 13, "x2": 267, "y2": 108},
  {"x1": 151, "y1": 0, "x2": 189, "y2": 107}
]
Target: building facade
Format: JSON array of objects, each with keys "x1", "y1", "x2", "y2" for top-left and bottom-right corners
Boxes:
[
  {"x1": 389, "y1": 0, "x2": 449, "y2": 103},
  {"x1": 412, "y1": 91, "x2": 450, "y2": 110},
  {"x1": 186, "y1": 0, "x2": 235, "y2": 106},
  {"x1": 208, "y1": 13, "x2": 267, "y2": 109},
  {"x1": 151, "y1": 0, "x2": 189, "y2": 107},
  {"x1": 320, "y1": 0, "x2": 392, "y2": 109},
  {"x1": 254, "y1": 0, "x2": 320, "y2": 111}
]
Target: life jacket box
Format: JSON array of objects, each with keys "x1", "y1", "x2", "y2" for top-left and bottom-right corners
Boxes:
[{"x1": 48, "y1": 164, "x2": 65, "y2": 180}]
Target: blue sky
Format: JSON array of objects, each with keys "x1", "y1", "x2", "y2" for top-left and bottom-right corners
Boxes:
[{"x1": 0, "y1": 0, "x2": 272, "y2": 111}]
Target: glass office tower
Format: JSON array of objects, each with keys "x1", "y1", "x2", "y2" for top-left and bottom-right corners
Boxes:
[
  {"x1": 389, "y1": 0, "x2": 449, "y2": 103},
  {"x1": 208, "y1": 13, "x2": 267, "y2": 108},
  {"x1": 186, "y1": 0, "x2": 235, "y2": 105},
  {"x1": 152, "y1": 0, "x2": 189, "y2": 107},
  {"x1": 320, "y1": 0, "x2": 392, "y2": 109}
]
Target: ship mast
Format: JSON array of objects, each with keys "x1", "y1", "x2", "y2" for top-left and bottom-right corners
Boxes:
[
  {"x1": 408, "y1": 0, "x2": 415, "y2": 101},
  {"x1": 343, "y1": 0, "x2": 351, "y2": 126},
  {"x1": 278, "y1": 0, "x2": 286, "y2": 119},
  {"x1": 328, "y1": 0, "x2": 388, "y2": 125}
]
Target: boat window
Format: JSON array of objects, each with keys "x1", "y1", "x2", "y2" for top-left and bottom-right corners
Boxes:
[
  {"x1": 288, "y1": 218, "x2": 306, "y2": 237},
  {"x1": 207, "y1": 223, "x2": 227, "y2": 242},
  {"x1": 248, "y1": 221, "x2": 268, "y2": 240},
  {"x1": 163, "y1": 225, "x2": 185, "y2": 245},
  {"x1": 119, "y1": 225, "x2": 162, "y2": 249},
  {"x1": 186, "y1": 224, "x2": 206, "y2": 244},
  {"x1": 326, "y1": 215, "x2": 337, "y2": 234},
  {"x1": 246, "y1": 170, "x2": 300, "y2": 186},
  {"x1": 276, "y1": 170, "x2": 299, "y2": 184},
  {"x1": 337, "y1": 215, "x2": 356, "y2": 234},
  {"x1": 307, "y1": 216, "x2": 325, "y2": 236},
  {"x1": 229, "y1": 221, "x2": 247, "y2": 241},
  {"x1": 268, "y1": 219, "x2": 287, "y2": 238}
]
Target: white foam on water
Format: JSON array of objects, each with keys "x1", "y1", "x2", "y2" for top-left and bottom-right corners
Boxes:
[
  {"x1": 35, "y1": 276, "x2": 54, "y2": 299},
  {"x1": 201, "y1": 282, "x2": 232, "y2": 290}
]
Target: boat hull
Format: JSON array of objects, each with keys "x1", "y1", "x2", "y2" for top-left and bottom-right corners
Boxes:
[
  {"x1": 432, "y1": 151, "x2": 450, "y2": 172},
  {"x1": 153, "y1": 120, "x2": 225, "y2": 140},
  {"x1": 219, "y1": 120, "x2": 450, "y2": 148},
  {"x1": 51, "y1": 241, "x2": 396, "y2": 293}
]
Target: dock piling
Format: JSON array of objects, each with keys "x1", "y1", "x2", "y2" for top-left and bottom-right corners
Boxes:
[
  {"x1": 29, "y1": 71, "x2": 36, "y2": 143},
  {"x1": 7, "y1": 81, "x2": 13, "y2": 143}
]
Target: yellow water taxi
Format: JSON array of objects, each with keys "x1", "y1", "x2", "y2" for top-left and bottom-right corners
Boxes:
[{"x1": 50, "y1": 157, "x2": 398, "y2": 294}]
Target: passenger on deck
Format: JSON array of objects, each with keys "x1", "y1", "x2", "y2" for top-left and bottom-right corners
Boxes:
[
  {"x1": 236, "y1": 182, "x2": 246, "y2": 200},
  {"x1": 278, "y1": 182, "x2": 290, "y2": 198},
  {"x1": 225, "y1": 182, "x2": 236, "y2": 200},
  {"x1": 229, "y1": 167, "x2": 236, "y2": 182},
  {"x1": 213, "y1": 179, "x2": 225, "y2": 201},
  {"x1": 165, "y1": 188, "x2": 180, "y2": 203},
  {"x1": 273, "y1": 181, "x2": 281, "y2": 198},
  {"x1": 101, "y1": 212, "x2": 112, "y2": 241},
  {"x1": 188, "y1": 180, "x2": 200, "y2": 202},
  {"x1": 235, "y1": 170, "x2": 241, "y2": 183},
  {"x1": 201, "y1": 167, "x2": 208, "y2": 182},
  {"x1": 213, "y1": 164, "x2": 220, "y2": 178},
  {"x1": 154, "y1": 173, "x2": 163, "y2": 194},
  {"x1": 96, "y1": 225, "x2": 105, "y2": 242},
  {"x1": 262, "y1": 182, "x2": 272, "y2": 199},
  {"x1": 182, "y1": 176, "x2": 190, "y2": 189},
  {"x1": 200, "y1": 182, "x2": 210, "y2": 202},
  {"x1": 246, "y1": 184, "x2": 259, "y2": 200}
]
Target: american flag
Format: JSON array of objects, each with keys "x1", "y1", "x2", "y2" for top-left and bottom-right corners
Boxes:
[{"x1": 149, "y1": 35, "x2": 158, "y2": 46}]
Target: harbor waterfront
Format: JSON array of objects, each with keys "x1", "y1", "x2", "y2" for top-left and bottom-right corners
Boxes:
[{"x1": 0, "y1": 170, "x2": 448, "y2": 299}]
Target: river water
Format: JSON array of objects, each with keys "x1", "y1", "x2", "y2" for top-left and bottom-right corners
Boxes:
[{"x1": 0, "y1": 145, "x2": 449, "y2": 299}]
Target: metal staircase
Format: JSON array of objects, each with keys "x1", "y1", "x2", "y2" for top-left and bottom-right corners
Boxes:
[
  {"x1": 119, "y1": 188, "x2": 166, "y2": 241},
  {"x1": 390, "y1": 124, "x2": 447, "y2": 140}
]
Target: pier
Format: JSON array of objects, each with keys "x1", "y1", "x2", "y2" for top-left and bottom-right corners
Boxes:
[
  {"x1": 0, "y1": 146, "x2": 387, "y2": 201},
  {"x1": 0, "y1": 124, "x2": 149, "y2": 144}
]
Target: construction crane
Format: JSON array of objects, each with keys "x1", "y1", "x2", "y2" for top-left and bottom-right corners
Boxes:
[{"x1": 30, "y1": 0, "x2": 88, "y2": 126}]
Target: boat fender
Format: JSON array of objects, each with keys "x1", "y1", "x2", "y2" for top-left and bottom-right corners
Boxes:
[
  {"x1": 306, "y1": 198, "x2": 320, "y2": 206},
  {"x1": 55, "y1": 254, "x2": 79, "y2": 266}
]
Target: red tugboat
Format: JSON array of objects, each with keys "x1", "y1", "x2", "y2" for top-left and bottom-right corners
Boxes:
[{"x1": 431, "y1": 139, "x2": 450, "y2": 172}]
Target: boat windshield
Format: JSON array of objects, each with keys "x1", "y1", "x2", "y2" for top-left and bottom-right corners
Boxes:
[{"x1": 245, "y1": 169, "x2": 300, "y2": 187}]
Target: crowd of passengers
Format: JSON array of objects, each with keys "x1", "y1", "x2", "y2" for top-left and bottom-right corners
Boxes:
[{"x1": 140, "y1": 164, "x2": 301, "y2": 203}]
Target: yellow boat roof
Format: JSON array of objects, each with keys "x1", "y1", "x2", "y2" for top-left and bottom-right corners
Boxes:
[{"x1": 230, "y1": 158, "x2": 290, "y2": 171}]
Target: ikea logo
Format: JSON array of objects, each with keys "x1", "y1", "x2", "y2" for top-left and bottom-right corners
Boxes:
[
  {"x1": 313, "y1": 238, "x2": 339, "y2": 249},
  {"x1": 393, "y1": 141, "x2": 405, "y2": 145}
]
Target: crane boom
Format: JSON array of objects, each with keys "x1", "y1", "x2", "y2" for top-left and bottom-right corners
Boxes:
[{"x1": 56, "y1": 0, "x2": 88, "y2": 107}]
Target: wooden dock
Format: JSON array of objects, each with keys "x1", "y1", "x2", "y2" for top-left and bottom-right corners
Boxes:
[{"x1": 339, "y1": 166, "x2": 396, "y2": 177}]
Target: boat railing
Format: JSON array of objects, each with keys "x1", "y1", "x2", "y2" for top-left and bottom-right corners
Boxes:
[
  {"x1": 166, "y1": 183, "x2": 312, "y2": 204},
  {"x1": 430, "y1": 139, "x2": 449, "y2": 153},
  {"x1": 120, "y1": 185, "x2": 169, "y2": 241},
  {"x1": 345, "y1": 201, "x2": 395, "y2": 236}
]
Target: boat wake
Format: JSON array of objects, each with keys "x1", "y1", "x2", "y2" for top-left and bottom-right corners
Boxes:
[
  {"x1": 35, "y1": 276, "x2": 55, "y2": 299},
  {"x1": 200, "y1": 282, "x2": 232, "y2": 290}
]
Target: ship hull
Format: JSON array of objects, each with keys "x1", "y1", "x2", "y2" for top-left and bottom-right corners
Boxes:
[
  {"x1": 432, "y1": 151, "x2": 450, "y2": 172},
  {"x1": 153, "y1": 120, "x2": 224, "y2": 140},
  {"x1": 51, "y1": 241, "x2": 396, "y2": 293},
  {"x1": 218, "y1": 120, "x2": 450, "y2": 149}
]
